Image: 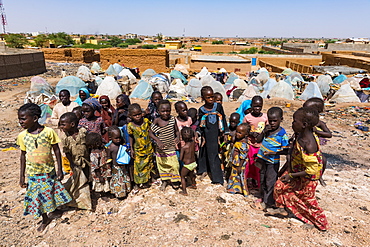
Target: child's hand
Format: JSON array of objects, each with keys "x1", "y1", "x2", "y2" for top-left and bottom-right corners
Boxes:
[
  {"x1": 57, "y1": 169, "x2": 64, "y2": 181},
  {"x1": 251, "y1": 132, "x2": 259, "y2": 138},
  {"x1": 280, "y1": 174, "x2": 292, "y2": 183},
  {"x1": 19, "y1": 176, "x2": 27, "y2": 188},
  {"x1": 174, "y1": 136, "x2": 180, "y2": 146},
  {"x1": 264, "y1": 125, "x2": 272, "y2": 132},
  {"x1": 157, "y1": 140, "x2": 165, "y2": 150},
  {"x1": 130, "y1": 148, "x2": 135, "y2": 159},
  {"x1": 201, "y1": 136, "x2": 206, "y2": 147}
]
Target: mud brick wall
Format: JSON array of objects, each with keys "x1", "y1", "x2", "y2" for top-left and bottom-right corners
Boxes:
[
  {"x1": 99, "y1": 48, "x2": 169, "y2": 72},
  {"x1": 42, "y1": 48, "x2": 98, "y2": 63},
  {"x1": 259, "y1": 57, "x2": 322, "y2": 67},
  {"x1": 0, "y1": 52, "x2": 46, "y2": 80},
  {"x1": 322, "y1": 53, "x2": 370, "y2": 72},
  {"x1": 259, "y1": 60, "x2": 284, "y2": 73},
  {"x1": 201, "y1": 45, "x2": 247, "y2": 54},
  {"x1": 285, "y1": 61, "x2": 314, "y2": 73}
]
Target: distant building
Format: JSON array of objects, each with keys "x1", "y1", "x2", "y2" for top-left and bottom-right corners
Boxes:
[
  {"x1": 125, "y1": 33, "x2": 138, "y2": 39},
  {"x1": 86, "y1": 39, "x2": 98, "y2": 45},
  {"x1": 345, "y1": 38, "x2": 369, "y2": 44},
  {"x1": 165, "y1": 40, "x2": 182, "y2": 50}
]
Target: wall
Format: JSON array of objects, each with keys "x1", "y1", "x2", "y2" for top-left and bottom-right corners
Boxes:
[
  {"x1": 190, "y1": 60, "x2": 251, "y2": 74},
  {"x1": 258, "y1": 60, "x2": 284, "y2": 73},
  {"x1": 200, "y1": 45, "x2": 249, "y2": 54},
  {"x1": 0, "y1": 51, "x2": 46, "y2": 80},
  {"x1": 282, "y1": 43, "x2": 370, "y2": 53},
  {"x1": 285, "y1": 61, "x2": 314, "y2": 73},
  {"x1": 322, "y1": 53, "x2": 370, "y2": 72},
  {"x1": 99, "y1": 48, "x2": 169, "y2": 72},
  {"x1": 42, "y1": 48, "x2": 99, "y2": 63}
]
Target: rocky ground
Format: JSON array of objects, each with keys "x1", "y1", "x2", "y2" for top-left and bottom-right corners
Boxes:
[{"x1": 0, "y1": 64, "x2": 370, "y2": 246}]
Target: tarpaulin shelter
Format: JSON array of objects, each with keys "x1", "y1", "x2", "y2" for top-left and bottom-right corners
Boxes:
[
  {"x1": 105, "y1": 65, "x2": 118, "y2": 76},
  {"x1": 269, "y1": 80, "x2": 295, "y2": 100},
  {"x1": 331, "y1": 84, "x2": 360, "y2": 103},
  {"x1": 170, "y1": 70, "x2": 187, "y2": 84},
  {"x1": 56, "y1": 76, "x2": 86, "y2": 96},
  {"x1": 195, "y1": 67, "x2": 210, "y2": 80},
  {"x1": 91, "y1": 62, "x2": 102, "y2": 74},
  {"x1": 226, "y1": 72, "x2": 239, "y2": 85},
  {"x1": 95, "y1": 76, "x2": 122, "y2": 100},
  {"x1": 260, "y1": 78, "x2": 277, "y2": 98},
  {"x1": 76, "y1": 66, "x2": 93, "y2": 81},
  {"x1": 300, "y1": 82, "x2": 323, "y2": 101},
  {"x1": 174, "y1": 64, "x2": 189, "y2": 75},
  {"x1": 129, "y1": 80, "x2": 154, "y2": 100},
  {"x1": 113, "y1": 63, "x2": 123, "y2": 74},
  {"x1": 200, "y1": 75, "x2": 228, "y2": 102},
  {"x1": 186, "y1": 79, "x2": 202, "y2": 99},
  {"x1": 316, "y1": 75, "x2": 332, "y2": 96},
  {"x1": 333, "y1": 74, "x2": 347, "y2": 84},
  {"x1": 149, "y1": 73, "x2": 170, "y2": 94}
]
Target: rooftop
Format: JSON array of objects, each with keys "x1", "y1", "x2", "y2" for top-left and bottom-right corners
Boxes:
[{"x1": 192, "y1": 55, "x2": 250, "y2": 63}]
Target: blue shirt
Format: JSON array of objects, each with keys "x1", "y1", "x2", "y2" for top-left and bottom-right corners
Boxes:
[{"x1": 257, "y1": 127, "x2": 289, "y2": 164}]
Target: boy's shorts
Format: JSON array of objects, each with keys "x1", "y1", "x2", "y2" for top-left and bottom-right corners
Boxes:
[{"x1": 183, "y1": 162, "x2": 197, "y2": 171}]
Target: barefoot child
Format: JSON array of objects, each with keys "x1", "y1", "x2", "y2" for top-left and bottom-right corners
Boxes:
[
  {"x1": 179, "y1": 127, "x2": 197, "y2": 196},
  {"x1": 227, "y1": 123, "x2": 250, "y2": 197},
  {"x1": 214, "y1": 92, "x2": 223, "y2": 105},
  {"x1": 272, "y1": 107, "x2": 329, "y2": 231},
  {"x1": 253, "y1": 107, "x2": 289, "y2": 210},
  {"x1": 127, "y1": 103, "x2": 154, "y2": 192},
  {"x1": 79, "y1": 98, "x2": 105, "y2": 136},
  {"x1": 17, "y1": 103, "x2": 72, "y2": 232},
  {"x1": 59, "y1": 112, "x2": 92, "y2": 210},
  {"x1": 223, "y1": 112, "x2": 240, "y2": 180},
  {"x1": 113, "y1": 94, "x2": 131, "y2": 127},
  {"x1": 151, "y1": 100, "x2": 181, "y2": 191},
  {"x1": 145, "y1": 91, "x2": 163, "y2": 122},
  {"x1": 106, "y1": 126, "x2": 131, "y2": 198},
  {"x1": 198, "y1": 86, "x2": 229, "y2": 185},
  {"x1": 242, "y1": 95, "x2": 268, "y2": 188},
  {"x1": 86, "y1": 132, "x2": 111, "y2": 201}
]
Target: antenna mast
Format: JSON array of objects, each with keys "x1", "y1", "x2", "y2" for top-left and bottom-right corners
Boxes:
[{"x1": 0, "y1": 0, "x2": 7, "y2": 34}]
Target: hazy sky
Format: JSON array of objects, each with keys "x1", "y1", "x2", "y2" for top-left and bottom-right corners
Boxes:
[{"x1": 2, "y1": 0, "x2": 369, "y2": 38}]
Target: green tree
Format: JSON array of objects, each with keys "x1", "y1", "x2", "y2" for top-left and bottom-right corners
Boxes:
[
  {"x1": 89, "y1": 36, "x2": 95, "y2": 40},
  {"x1": 33, "y1": 34, "x2": 48, "y2": 48},
  {"x1": 48, "y1": 32, "x2": 74, "y2": 47},
  {"x1": 125, "y1": 38, "x2": 142, "y2": 45},
  {"x1": 239, "y1": 47, "x2": 258, "y2": 54},
  {"x1": 4, "y1": 34, "x2": 28, "y2": 48},
  {"x1": 156, "y1": 33, "x2": 163, "y2": 41},
  {"x1": 80, "y1": 36, "x2": 86, "y2": 44},
  {"x1": 108, "y1": 36, "x2": 123, "y2": 47},
  {"x1": 212, "y1": 40, "x2": 224, "y2": 44}
]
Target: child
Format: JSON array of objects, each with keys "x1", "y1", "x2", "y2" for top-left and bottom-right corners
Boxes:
[
  {"x1": 227, "y1": 123, "x2": 250, "y2": 197},
  {"x1": 79, "y1": 98, "x2": 105, "y2": 136},
  {"x1": 74, "y1": 88, "x2": 91, "y2": 106},
  {"x1": 187, "y1": 107, "x2": 200, "y2": 155},
  {"x1": 198, "y1": 86, "x2": 229, "y2": 185},
  {"x1": 127, "y1": 103, "x2": 154, "y2": 191},
  {"x1": 271, "y1": 107, "x2": 329, "y2": 231},
  {"x1": 86, "y1": 132, "x2": 111, "y2": 201},
  {"x1": 151, "y1": 100, "x2": 181, "y2": 191},
  {"x1": 175, "y1": 101, "x2": 193, "y2": 149},
  {"x1": 303, "y1": 97, "x2": 332, "y2": 186},
  {"x1": 17, "y1": 103, "x2": 72, "y2": 232},
  {"x1": 179, "y1": 127, "x2": 197, "y2": 196},
  {"x1": 242, "y1": 95, "x2": 268, "y2": 188},
  {"x1": 98, "y1": 95, "x2": 116, "y2": 143},
  {"x1": 106, "y1": 126, "x2": 131, "y2": 198},
  {"x1": 50, "y1": 90, "x2": 79, "y2": 126},
  {"x1": 214, "y1": 92, "x2": 223, "y2": 105},
  {"x1": 113, "y1": 94, "x2": 131, "y2": 127},
  {"x1": 72, "y1": 106, "x2": 83, "y2": 121},
  {"x1": 145, "y1": 91, "x2": 163, "y2": 122},
  {"x1": 236, "y1": 99, "x2": 252, "y2": 124},
  {"x1": 253, "y1": 107, "x2": 289, "y2": 210},
  {"x1": 223, "y1": 112, "x2": 240, "y2": 180},
  {"x1": 59, "y1": 112, "x2": 92, "y2": 210}
]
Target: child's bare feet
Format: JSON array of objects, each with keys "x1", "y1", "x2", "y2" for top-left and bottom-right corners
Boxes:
[
  {"x1": 319, "y1": 177, "x2": 326, "y2": 187},
  {"x1": 199, "y1": 172, "x2": 207, "y2": 181},
  {"x1": 48, "y1": 209, "x2": 63, "y2": 219},
  {"x1": 179, "y1": 191, "x2": 188, "y2": 196},
  {"x1": 160, "y1": 181, "x2": 168, "y2": 191},
  {"x1": 37, "y1": 214, "x2": 52, "y2": 232},
  {"x1": 189, "y1": 184, "x2": 197, "y2": 189}
]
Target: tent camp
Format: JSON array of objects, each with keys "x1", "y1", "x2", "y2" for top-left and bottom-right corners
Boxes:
[
  {"x1": 76, "y1": 66, "x2": 94, "y2": 81},
  {"x1": 95, "y1": 76, "x2": 122, "y2": 100},
  {"x1": 56, "y1": 76, "x2": 86, "y2": 96}
]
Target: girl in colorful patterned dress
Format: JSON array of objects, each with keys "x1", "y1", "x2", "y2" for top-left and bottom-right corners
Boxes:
[
  {"x1": 227, "y1": 123, "x2": 250, "y2": 197},
  {"x1": 127, "y1": 103, "x2": 154, "y2": 192},
  {"x1": 17, "y1": 103, "x2": 72, "y2": 232},
  {"x1": 151, "y1": 100, "x2": 181, "y2": 191},
  {"x1": 271, "y1": 107, "x2": 329, "y2": 231},
  {"x1": 78, "y1": 98, "x2": 105, "y2": 136}
]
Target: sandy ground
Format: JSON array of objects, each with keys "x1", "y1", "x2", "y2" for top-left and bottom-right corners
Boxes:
[{"x1": 0, "y1": 71, "x2": 370, "y2": 246}]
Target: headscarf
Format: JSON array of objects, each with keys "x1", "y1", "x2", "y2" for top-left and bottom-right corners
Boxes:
[
  {"x1": 117, "y1": 94, "x2": 131, "y2": 110},
  {"x1": 75, "y1": 88, "x2": 91, "y2": 106},
  {"x1": 82, "y1": 97, "x2": 102, "y2": 112},
  {"x1": 236, "y1": 99, "x2": 252, "y2": 124},
  {"x1": 99, "y1": 95, "x2": 115, "y2": 127}
]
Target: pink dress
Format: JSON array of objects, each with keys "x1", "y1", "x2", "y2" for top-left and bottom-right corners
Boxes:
[
  {"x1": 176, "y1": 117, "x2": 193, "y2": 149},
  {"x1": 242, "y1": 113, "x2": 268, "y2": 188}
]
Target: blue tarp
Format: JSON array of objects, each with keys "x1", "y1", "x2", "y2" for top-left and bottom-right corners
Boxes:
[
  {"x1": 56, "y1": 76, "x2": 87, "y2": 96},
  {"x1": 170, "y1": 70, "x2": 187, "y2": 84}
]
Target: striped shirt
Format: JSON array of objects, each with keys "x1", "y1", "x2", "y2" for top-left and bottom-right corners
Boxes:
[
  {"x1": 151, "y1": 116, "x2": 176, "y2": 153},
  {"x1": 257, "y1": 127, "x2": 289, "y2": 164}
]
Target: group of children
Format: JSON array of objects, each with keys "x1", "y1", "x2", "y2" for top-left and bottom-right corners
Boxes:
[{"x1": 17, "y1": 85, "x2": 330, "y2": 232}]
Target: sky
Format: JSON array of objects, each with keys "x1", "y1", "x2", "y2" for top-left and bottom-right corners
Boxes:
[{"x1": 2, "y1": 0, "x2": 369, "y2": 38}]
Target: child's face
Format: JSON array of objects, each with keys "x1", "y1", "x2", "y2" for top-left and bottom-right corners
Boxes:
[
  {"x1": 292, "y1": 111, "x2": 304, "y2": 133},
  {"x1": 251, "y1": 99, "x2": 263, "y2": 115},
  {"x1": 214, "y1": 95, "x2": 223, "y2": 105},
  {"x1": 59, "y1": 91, "x2": 70, "y2": 105},
  {"x1": 152, "y1": 93, "x2": 163, "y2": 107},
  {"x1": 176, "y1": 103, "x2": 188, "y2": 119},
  {"x1": 110, "y1": 130, "x2": 122, "y2": 145},
  {"x1": 100, "y1": 98, "x2": 109, "y2": 110},
  {"x1": 79, "y1": 90, "x2": 87, "y2": 102},
  {"x1": 116, "y1": 97, "x2": 125, "y2": 109},
  {"x1": 268, "y1": 113, "x2": 282, "y2": 131},
  {"x1": 202, "y1": 90, "x2": 214, "y2": 105},
  {"x1": 129, "y1": 108, "x2": 143, "y2": 124},
  {"x1": 18, "y1": 111, "x2": 36, "y2": 129},
  {"x1": 72, "y1": 110, "x2": 82, "y2": 119},
  {"x1": 82, "y1": 104, "x2": 95, "y2": 119},
  {"x1": 158, "y1": 104, "x2": 171, "y2": 121},
  {"x1": 229, "y1": 115, "x2": 240, "y2": 129},
  {"x1": 235, "y1": 125, "x2": 248, "y2": 140},
  {"x1": 59, "y1": 118, "x2": 75, "y2": 133}
]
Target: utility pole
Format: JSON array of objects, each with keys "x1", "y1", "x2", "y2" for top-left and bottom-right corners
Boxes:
[{"x1": 0, "y1": 0, "x2": 7, "y2": 34}]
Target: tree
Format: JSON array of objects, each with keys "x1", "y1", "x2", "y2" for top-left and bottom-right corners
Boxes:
[
  {"x1": 33, "y1": 34, "x2": 48, "y2": 48},
  {"x1": 4, "y1": 34, "x2": 28, "y2": 48},
  {"x1": 212, "y1": 40, "x2": 224, "y2": 44},
  {"x1": 108, "y1": 36, "x2": 123, "y2": 47},
  {"x1": 125, "y1": 38, "x2": 141, "y2": 45},
  {"x1": 156, "y1": 33, "x2": 163, "y2": 41},
  {"x1": 48, "y1": 32, "x2": 74, "y2": 47},
  {"x1": 80, "y1": 36, "x2": 86, "y2": 44}
]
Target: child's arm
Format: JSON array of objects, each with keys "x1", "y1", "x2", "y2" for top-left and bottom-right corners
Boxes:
[
  {"x1": 149, "y1": 128, "x2": 164, "y2": 150},
  {"x1": 314, "y1": 121, "x2": 332, "y2": 138},
  {"x1": 129, "y1": 134, "x2": 135, "y2": 159},
  {"x1": 19, "y1": 150, "x2": 27, "y2": 188},
  {"x1": 174, "y1": 121, "x2": 180, "y2": 146},
  {"x1": 179, "y1": 146, "x2": 185, "y2": 162},
  {"x1": 52, "y1": 144, "x2": 64, "y2": 181}
]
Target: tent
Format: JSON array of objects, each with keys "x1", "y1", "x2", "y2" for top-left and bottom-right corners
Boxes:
[
  {"x1": 186, "y1": 79, "x2": 202, "y2": 99},
  {"x1": 56, "y1": 76, "x2": 86, "y2": 96},
  {"x1": 95, "y1": 76, "x2": 122, "y2": 100},
  {"x1": 174, "y1": 64, "x2": 189, "y2": 75},
  {"x1": 195, "y1": 67, "x2": 210, "y2": 80},
  {"x1": 149, "y1": 73, "x2": 170, "y2": 94},
  {"x1": 341, "y1": 77, "x2": 362, "y2": 91},
  {"x1": 30, "y1": 76, "x2": 54, "y2": 94},
  {"x1": 113, "y1": 63, "x2": 123, "y2": 74},
  {"x1": 233, "y1": 79, "x2": 248, "y2": 89},
  {"x1": 316, "y1": 75, "x2": 332, "y2": 96},
  {"x1": 281, "y1": 68, "x2": 293, "y2": 75},
  {"x1": 105, "y1": 65, "x2": 118, "y2": 76},
  {"x1": 333, "y1": 74, "x2": 347, "y2": 84},
  {"x1": 168, "y1": 79, "x2": 187, "y2": 97},
  {"x1": 129, "y1": 80, "x2": 153, "y2": 100},
  {"x1": 25, "y1": 77, "x2": 56, "y2": 105},
  {"x1": 300, "y1": 82, "x2": 323, "y2": 101},
  {"x1": 91, "y1": 62, "x2": 102, "y2": 74},
  {"x1": 331, "y1": 84, "x2": 360, "y2": 103},
  {"x1": 237, "y1": 85, "x2": 257, "y2": 102},
  {"x1": 170, "y1": 70, "x2": 187, "y2": 84},
  {"x1": 260, "y1": 78, "x2": 277, "y2": 98},
  {"x1": 269, "y1": 80, "x2": 295, "y2": 100},
  {"x1": 200, "y1": 75, "x2": 228, "y2": 102},
  {"x1": 225, "y1": 72, "x2": 239, "y2": 85},
  {"x1": 76, "y1": 65, "x2": 93, "y2": 81},
  {"x1": 256, "y1": 69, "x2": 269, "y2": 85}
]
